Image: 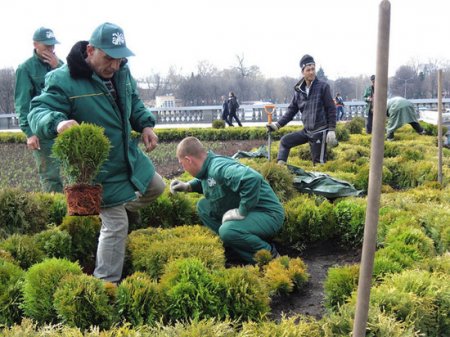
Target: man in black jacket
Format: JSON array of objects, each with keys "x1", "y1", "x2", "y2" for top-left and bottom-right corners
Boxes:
[
  {"x1": 227, "y1": 91, "x2": 242, "y2": 127},
  {"x1": 267, "y1": 54, "x2": 336, "y2": 164}
]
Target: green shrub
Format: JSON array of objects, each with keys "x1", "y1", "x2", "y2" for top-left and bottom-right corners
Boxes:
[
  {"x1": 263, "y1": 256, "x2": 309, "y2": 296},
  {"x1": 116, "y1": 272, "x2": 165, "y2": 326},
  {"x1": 32, "y1": 192, "x2": 67, "y2": 225},
  {"x1": 216, "y1": 266, "x2": 270, "y2": 321},
  {"x1": 256, "y1": 161, "x2": 295, "y2": 202},
  {"x1": 53, "y1": 273, "x2": 116, "y2": 330},
  {"x1": 324, "y1": 264, "x2": 359, "y2": 310},
  {"x1": 345, "y1": 116, "x2": 365, "y2": 134},
  {"x1": 385, "y1": 225, "x2": 436, "y2": 258},
  {"x1": 52, "y1": 123, "x2": 111, "y2": 185},
  {"x1": 241, "y1": 314, "x2": 323, "y2": 336},
  {"x1": 335, "y1": 123, "x2": 350, "y2": 141},
  {"x1": 0, "y1": 260, "x2": 25, "y2": 326},
  {"x1": 333, "y1": 198, "x2": 366, "y2": 247},
  {"x1": 372, "y1": 254, "x2": 403, "y2": 280},
  {"x1": 0, "y1": 234, "x2": 45, "y2": 269},
  {"x1": 127, "y1": 225, "x2": 224, "y2": 280},
  {"x1": 59, "y1": 215, "x2": 101, "y2": 271},
  {"x1": 375, "y1": 241, "x2": 424, "y2": 269},
  {"x1": 212, "y1": 119, "x2": 226, "y2": 129},
  {"x1": 21, "y1": 258, "x2": 82, "y2": 324},
  {"x1": 33, "y1": 228, "x2": 72, "y2": 259},
  {"x1": 160, "y1": 258, "x2": 225, "y2": 321}
]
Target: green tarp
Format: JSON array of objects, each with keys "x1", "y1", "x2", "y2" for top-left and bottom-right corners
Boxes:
[{"x1": 232, "y1": 146, "x2": 363, "y2": 199}]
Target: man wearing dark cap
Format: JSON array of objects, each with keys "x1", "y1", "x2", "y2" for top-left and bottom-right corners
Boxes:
[
  {"x1": 266, "y1": 54, "x2": 337, "y2": 165},
  {"x1": 363, "y1": 75, "x2": 375, "y2": 134},
  {"x1": 28, "y1": 22, "x2": 165, "y2": 283},
  {"x1": 15, "y1": 27, "x2": 64, "y2": 192}
]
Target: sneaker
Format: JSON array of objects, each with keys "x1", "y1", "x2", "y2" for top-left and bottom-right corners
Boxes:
[
  {"x1": 386, "y1": 137, "x2": 394, "y2": 142},
  {"x1": 277, "y1": 160, "x2": 287, "y2": 166},
  {"x1": 270, "y1": 243, "x2": 281, "y2": 259}
]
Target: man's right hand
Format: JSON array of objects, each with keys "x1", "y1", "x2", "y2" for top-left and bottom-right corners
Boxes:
[
  {"x1": 57, "y1": 120, "x2": 79, "y2": 134},
  {"x1": 266, "y1": 122, "x2": 280, "y2": 132},
  {"x1": 170, "y1": 180, "x2": 190, "y2": 194},
  {"x1": 27, "y1": 135, "x2": 40, "y2": 150}
]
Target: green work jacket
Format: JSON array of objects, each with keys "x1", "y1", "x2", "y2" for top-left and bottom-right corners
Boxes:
[{"x1": 189, "y1": 151, "x2": 284, "y2": 220}]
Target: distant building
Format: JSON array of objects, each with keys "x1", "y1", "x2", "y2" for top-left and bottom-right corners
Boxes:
[{"x1": 155, "y1": 95, "x2": 176, "y2": 108}]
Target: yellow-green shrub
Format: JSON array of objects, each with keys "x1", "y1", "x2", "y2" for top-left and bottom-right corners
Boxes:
[
  {"x1": 33, "y1": 228, "x2": 72, "y2": 260},
  {"x1": 0, "y1": 260, "x2": 24, "y2": 326},
  {"x1": 256, "y1": 161, "x2": 295, "y2": 202},
  {"x1": 0, "y1": 234, "x2": 45, "y2": 269},
  {"x1": 333, "y1": 198, "x2": 366, "y2": 247},
  {"x1": 324, "y1": 264, "x2": 359, "y2": 310},
  {"x1": 116, "y1": 272, "x2": 165, "y2": 326},
  {"x1": 21, "y1": 258, "x2": 82, "y2": 324},
  {"x1": 345, "y1": 116, "x2": 365, "y2": 134},
  {"x1": 53, "y1": 273, "x2": 116, "y2": 330},
  {"x1": 127, "y1": 225, "x2": 224, "y2": 280},
  {"x1": 241, "y1": 314, "x2": 323, "y2": 336},
  {"x1": 385, "y1": 225, "x2": 436, "y2": 258}
]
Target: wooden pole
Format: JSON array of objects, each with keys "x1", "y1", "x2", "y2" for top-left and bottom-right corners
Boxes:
[
  {"x1": 352, "y1": 1, "x2": 390, "y2": 336},
  {"x1": 437, "y1": 69, "x2": 443, "y2": 184}
]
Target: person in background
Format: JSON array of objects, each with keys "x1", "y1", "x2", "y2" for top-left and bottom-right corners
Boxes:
[
  {"x1": 170, "y1": 137, "x2": 284, "y2": 264},
  {"x1": 386, "y1": 97, "x2": 425, "y2": 141},
  {"x1": 221, "y1": 95, "x2": 232, "y2": 126},
  {"x1": 227, "y1": 91, "x2": 242, "y2": 127},
  {"x1": 266, "y1": 54, "x2": 337, "y2": 165},
  {"x1": 28, "y1": 22, "x2": 165, "y2": 283},
  {"x1": 335, "y1": 92, "x2": 345, "y2": 121},
  {"x1": 15, "y1": 27, "x2": 64, "y2": 192},
  {"x1": 363, "y1": 74, "x2": 375, "y2": 134}
]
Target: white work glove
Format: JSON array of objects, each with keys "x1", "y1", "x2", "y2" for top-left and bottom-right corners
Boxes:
[
  {"x1": 326, "y1": 130, "x2": 338, "y2": 147},
  {"x1": 266, "y1": 122, "x2": 280, "y2": 132},
  {"x1": 222, "y1": 208, "x2": 245, "y2": 223},
  {"x1": 170, "y1": 180, "x2": 190, "y2": 194}
]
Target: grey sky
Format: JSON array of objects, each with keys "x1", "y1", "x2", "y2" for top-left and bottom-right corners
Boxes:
[{"x1": 1, "y1": 0, "x2": 448, "y2": 80}]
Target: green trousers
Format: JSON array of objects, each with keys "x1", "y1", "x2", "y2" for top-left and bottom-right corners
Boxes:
[
  {"x1": 197, "y1": 198, "x2": 284, "y2": 263},
  {"x1": 32, "y1": 139, "x2": 63, "y2": 193}
]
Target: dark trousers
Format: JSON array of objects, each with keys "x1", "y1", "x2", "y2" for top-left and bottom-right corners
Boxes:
[
  {"x1": 277, "y1": 129, "x2": 328, "y2": 164},
  {"x1": 222, "y1": 111, "x2": 232, "y2": 126},
  {"x1": 387, "y1": 122, "x2": 424, "y2": 140},
  {"x1": 228, "y1": 111, "x2": 242, "y2": 126},
  {"x1": 336, "y1": 106, "x2": 344, "y2": 121},
  {"x1": 366, "y1": 111, "x2": 373, "y2": 134}
]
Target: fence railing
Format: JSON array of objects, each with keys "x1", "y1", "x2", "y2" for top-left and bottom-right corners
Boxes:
[{"x1": 2, "y1": 99, "x2": 450, "y2": 130}]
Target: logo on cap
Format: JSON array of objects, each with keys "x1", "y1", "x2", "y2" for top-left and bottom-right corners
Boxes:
[
  {"x1": 112, "y1": 32, "x2": 125, "y2": 46},
  {"x1": 46, "y1": 31, "x2": 55, "y2": 39}
]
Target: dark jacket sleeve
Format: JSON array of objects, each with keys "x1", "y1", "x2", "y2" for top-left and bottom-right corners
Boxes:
[
  {"x1": 14, "y1": 65, "x2": 35, "y2": 137},
  {"x1": 277, "y1": 93, "x2": 300, "y2": 127}
]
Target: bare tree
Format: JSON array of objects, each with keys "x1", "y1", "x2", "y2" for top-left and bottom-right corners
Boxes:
[{"x1": 0, "y1": 67, "x2": 15, "y2": 113}]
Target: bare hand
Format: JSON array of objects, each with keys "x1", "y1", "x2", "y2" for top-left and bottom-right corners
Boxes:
[
  {"x1": 27, "y1": 135, "x2": 40, "y2": 150},
  {"x1": 57, "y1": 120, "x2": 79, "y2": 134},
  {"x1": 41, "y1": 50, "x2": 59, "y2": 69},
  {"x1": 142, "y1": 127, "x2": 158, "y2": 152}
]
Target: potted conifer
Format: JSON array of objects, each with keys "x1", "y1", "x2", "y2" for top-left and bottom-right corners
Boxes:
[{"x1": 52, "y1": 123, "x2": 111, "y2": 216}]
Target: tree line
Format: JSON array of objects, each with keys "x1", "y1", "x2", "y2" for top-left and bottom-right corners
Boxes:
[{"x1": 0, "y1": 56, "x2": 449, "y2": 112}]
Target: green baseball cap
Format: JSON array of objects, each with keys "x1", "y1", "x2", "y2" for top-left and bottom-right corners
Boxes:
[
  {"x1": 33, "y1": 27, "x2": 59, "y2": 45},
  {"x1": 89, "y1": 22, "x2": 135, "y2": 59}
]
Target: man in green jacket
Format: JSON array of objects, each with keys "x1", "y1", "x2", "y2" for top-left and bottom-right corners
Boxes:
[
  {"x1": 15, "y1": 27, "x2": 64, "y2": 192},
  {"x1": 363, "y1": 74, "x2": 375, "y2": 134},
  {"x1": 170, "y1": 137, "x2": 284, "y2": 264},
  {"x1": 28, "y1": 22, "x2": 165, "y2": 283}
]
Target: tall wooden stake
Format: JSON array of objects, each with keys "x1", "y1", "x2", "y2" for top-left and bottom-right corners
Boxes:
[
  {"x1": 352, "y1": 1, "x2": 390, "y2": 336},
  {"x1": 437, "y1": 69, "x2": 443, "y2": 184}
]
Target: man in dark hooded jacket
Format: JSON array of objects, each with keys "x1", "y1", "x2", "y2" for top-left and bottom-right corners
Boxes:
[
  {"x1": 28, "y1": 22, "x2": 165, "y2": 283},
  {"x1": 267, "y1": 54, "x2": 336, "y2": 164}
]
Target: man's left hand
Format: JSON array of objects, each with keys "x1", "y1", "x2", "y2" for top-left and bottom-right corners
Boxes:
[
  {"x1": 222, "y1": 208, "x2": 245, "y2": 223},
  {"x1": 41, "y1": 51, "x2": 59, "y2": 69},
  {"x1": 142, "y1": 127, "x2": 158, "y2": 152},
  {"x1": 326, "y1": 130, "x2": 338, "y2": 147}
]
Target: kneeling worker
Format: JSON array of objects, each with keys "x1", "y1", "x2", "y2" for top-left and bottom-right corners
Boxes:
[
  {"x1": 170, "y1": 137, "x2": 284, "y2": 264},
  {"x1": 386, "y1": 97, "x2": 425, "y2": 141}
]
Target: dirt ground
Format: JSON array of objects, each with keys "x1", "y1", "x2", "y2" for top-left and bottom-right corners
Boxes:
[{"x1": 155, "y1": 140, "x2": 362, "y2": 320}]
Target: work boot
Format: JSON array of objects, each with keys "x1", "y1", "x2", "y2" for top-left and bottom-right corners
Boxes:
[{"x1": 277, "y1": 160, "x2": 287, "y2": 166}]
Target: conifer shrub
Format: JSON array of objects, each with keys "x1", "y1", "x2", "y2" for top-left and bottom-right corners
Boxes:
[
  {"x1": 212, "y1": 119, "x2": 226, "y2": 129},
  {"x1": 324, "y1": 264, "x2": 359, "y2": 310},
  {"x1": 417, "y1": 253, "x2": 450, "y2": 274},
  {"x1": 0, "y1": 260, "x2": 25, "y2": 326},
  {"x1": 345, "y1": 116, "x2": 365, "y2": 134},
  {"x1": 0, "y1": 234, "x2": 45, "y2": 269},
  {"x1": 127, "y1": 225, "x2": 224, "y2": 280},
  {"x1": 53, "y1": 273, "x2": 116, "y2": 330},
  {"x1": 333, "y1": 198, "x2": 366, "y2": 247},
  {"x1": 256, "y1": 161, "x2": 295, "y2": 202},
  {"x1": 369, "y1": 270, "x2": 450, "y2": 336},
  {"x1": 216, "y1": 265, "x2": 270, "y2": 321},
  {"x1": 262, "y1": 256, "x2": 309, "y2": 296},
  {"x1": 280, "y1": 194, "x2": 335, "y2": 248},
  {"x1": 33, "y1": 228, "x2": 72, "y2": 260},
  {"x1": 335, "y1": 123, "x2": 350, "y2": 141},
  {"x1": 385, "y1": 225, "x2": 436, "y2": 258},
  {"x1": 32, "y1": 192, "x2": 67, "y2": 225},
  {"x1": 116, "y1": 272, "x2": 165, "y2": 327},
  {"x1": 375, "y1": 241, "x2": 424, "y2": 270},
  {"x1": 341, "y1": 145, "x2": 370, "y2": 162},
  {"x1": 159, "y1": 258, "x2": 225, "y2": 321},
  {"x1": 418, "y1": 208, "x2": 450, "y2": 254},
  {"x1": 140, "y1": 189, "x2": 199, "y2": 229},
  {"x1": 21, "y1": 258, "x2": 82, "y2": 324},
  {"x1": 241, "y1": 314, "x2": 323, "y2": 336},
  {"x1": 59, "y1": 215, "x2": 101, "y2": 271},
  {"x1": 253, "y1": 249, "x2": 272, "y2": 268}
]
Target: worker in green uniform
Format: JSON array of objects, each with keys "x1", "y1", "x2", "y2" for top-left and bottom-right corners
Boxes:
[
  {"x1": 386, "y1": 97, "x2": 425, "y2": 141},
  {"x1": 170, "y1": 137, "x2": 284, "y2": 264},
  {"x1": 15, "y1": 27, "x2": 64, "y2": 192}
]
